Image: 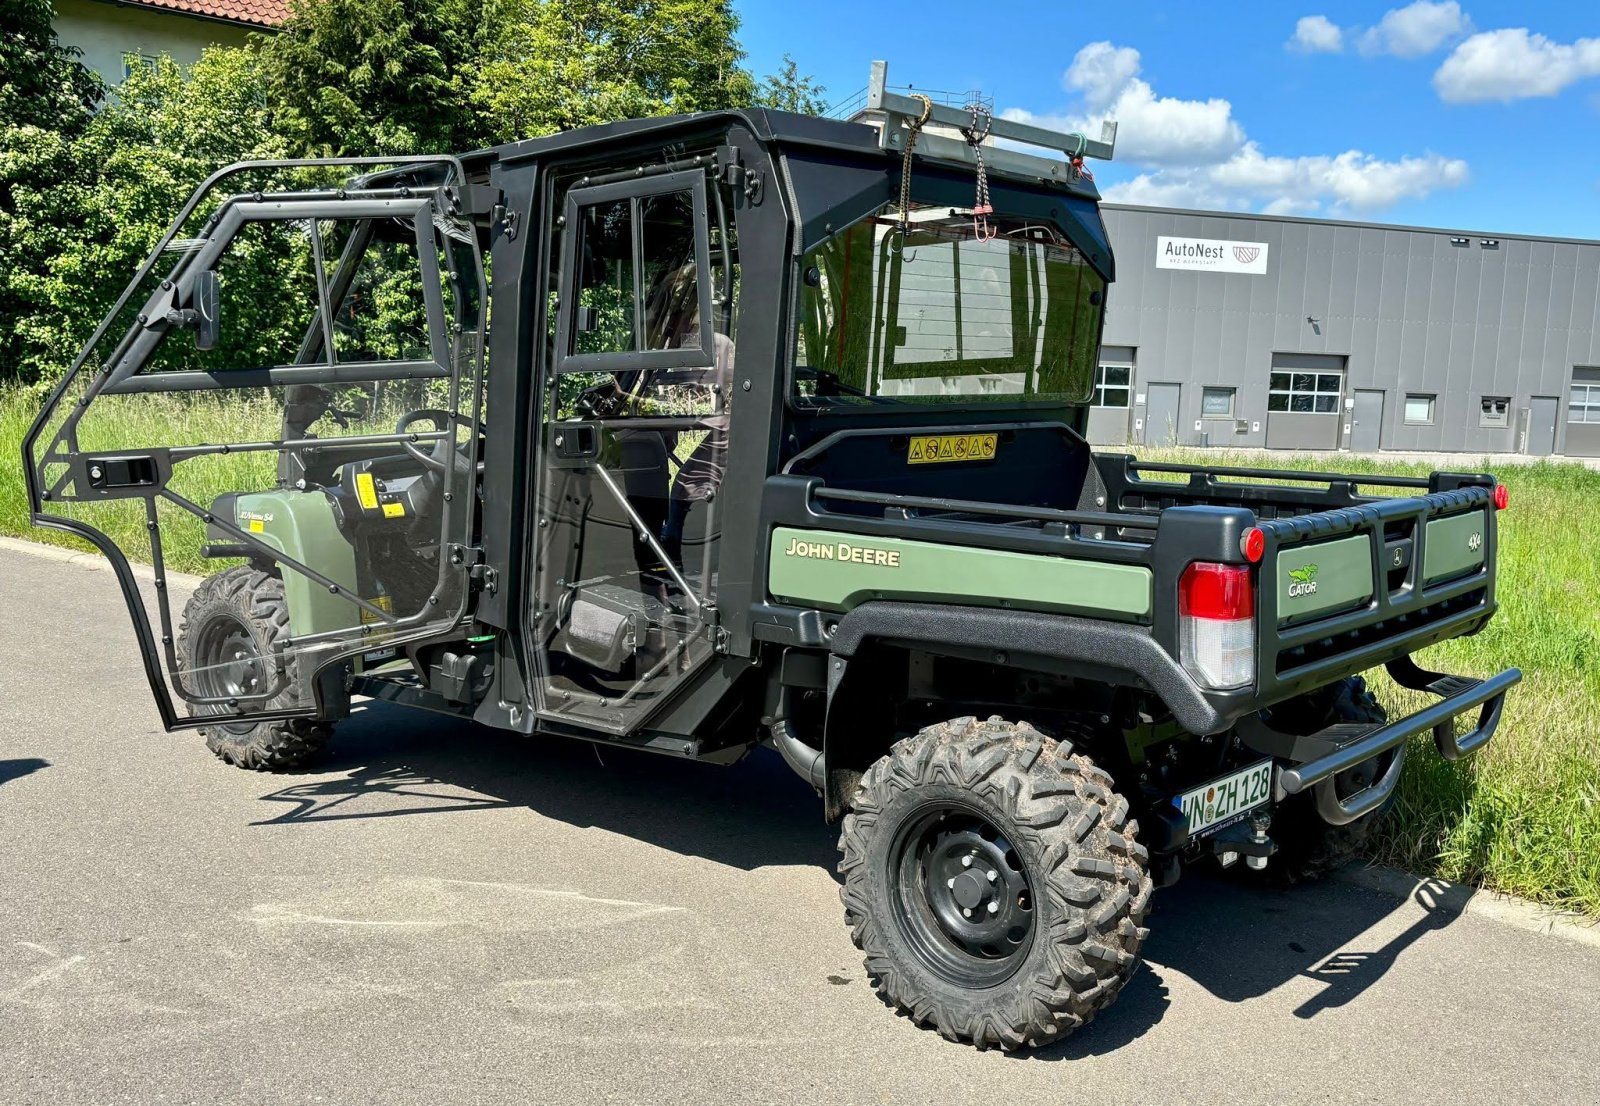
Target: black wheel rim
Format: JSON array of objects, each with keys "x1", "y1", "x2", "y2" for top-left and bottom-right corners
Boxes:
[
  {"x1": 888, "y1": 801, "x2": 1037, "y2": 988},
  {"x1": 191, "y1": 611, "x2": 264, "y2": 734}
]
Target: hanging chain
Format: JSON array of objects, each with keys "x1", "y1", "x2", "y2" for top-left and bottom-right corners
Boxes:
[
  {"x1": 961, "y1": 106, "x2": 996, "y2": 241},
  {"x1": 892, "y1": 93, "x2": 934, "y2": 255}
]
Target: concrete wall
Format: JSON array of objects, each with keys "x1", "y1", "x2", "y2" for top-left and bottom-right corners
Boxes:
[
  {"x1": 52, "y1": 0, "x2": 253, "y2": 85},
  {"x1": 1098, "y1": 205, "x2": 1600, "y2": 457}
]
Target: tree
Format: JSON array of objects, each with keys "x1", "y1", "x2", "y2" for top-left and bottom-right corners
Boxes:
[
  {"x1": 473, "y1": 0, "x2": 757, "y2": 143},
  {"x1": 0, "y1": 0, "x2": 103, "y2": 133},
  {"x1": 258, "y1": 0, "x2": 484, "y2": 156},
  {"x1": 0, "y1": 1, "x2": 104, "y2": 382},
  {"x1": 7, "y1": 50, "x2": 285, "y2": 383},
  {"x1": 755, "y1": 53, "x2": 827, "y2": 116}
]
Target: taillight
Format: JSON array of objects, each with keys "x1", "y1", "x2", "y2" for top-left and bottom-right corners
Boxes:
[
  {"x1": 1179, "y1": 562, "x2": 1255, "y2": 690},
  {"x1": 1494, "y1": 483, "x2": 1509, "y2": 510}
]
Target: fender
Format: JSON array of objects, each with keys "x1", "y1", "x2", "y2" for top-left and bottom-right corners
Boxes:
[{"x1": 816, "y1": 602, "x2": 1231, "y2": 818}]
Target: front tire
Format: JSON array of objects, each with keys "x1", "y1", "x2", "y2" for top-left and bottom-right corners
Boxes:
[
  {"x1": 177, "y1": 566, "x2": 333, "y2": 771},
  {"x1": 838, "y1": 716, "x2": 1152, "y2": 1050}
]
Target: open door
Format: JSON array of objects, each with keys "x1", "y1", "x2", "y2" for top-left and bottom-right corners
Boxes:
[{"x1": 23, "y1": 157, "x2": 489, "y2": 731}]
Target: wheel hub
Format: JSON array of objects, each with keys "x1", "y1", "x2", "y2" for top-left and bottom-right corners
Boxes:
[
  {"x1": 890, "y1": 805, "x2": 1037, "y2": 987},
  {"x1": 191, "y1": 611, "x2": 266, "y2": 732}
]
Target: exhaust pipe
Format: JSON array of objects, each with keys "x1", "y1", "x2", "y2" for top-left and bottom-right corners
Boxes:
[{"x1": 768, "y1": 716, "x2": 826, "y2": 792}]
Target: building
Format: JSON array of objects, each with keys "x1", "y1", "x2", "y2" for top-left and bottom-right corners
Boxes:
[
  {"x1": 1090, "y1": 204, "x2": 1600, "y2": 458},
  {"x1": 51, "y1": 0, "x2": 287, "y2": 86}
]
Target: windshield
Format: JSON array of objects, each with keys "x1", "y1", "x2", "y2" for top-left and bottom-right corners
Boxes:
[{"x1": 791, "y1": 202, "x2": 1104, "y2": 409}]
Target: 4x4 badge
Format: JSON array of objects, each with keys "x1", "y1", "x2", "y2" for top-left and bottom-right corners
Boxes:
[
  {"x1": 1468, "y1": 532, "x2": 1482, "y2": 552},
  {"x1": 1287, "y1": 563, "x2": 1319, "y2": 598}
]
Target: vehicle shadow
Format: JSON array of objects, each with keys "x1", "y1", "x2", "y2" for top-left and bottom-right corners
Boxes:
[
  {"x1": 0, "y1": 758, "x2": 50, "y2": 787},
  {"x1": 253, "y1": 701, "x2": 837, "y2": 871},
  {"x1": 254, "y1": 702, "x2": 1458, "y2": 1057}
]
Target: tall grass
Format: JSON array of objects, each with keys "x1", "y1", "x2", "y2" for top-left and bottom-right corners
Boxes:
[{"x1": 4, "y1": 389, "x2": 1599, "y2": 912}]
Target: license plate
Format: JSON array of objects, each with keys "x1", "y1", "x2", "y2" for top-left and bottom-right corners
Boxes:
[{"x1": 1177, "y1": 760, "x2": 1273, "y2": 837}]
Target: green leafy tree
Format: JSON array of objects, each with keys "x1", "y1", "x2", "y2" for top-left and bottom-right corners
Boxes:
[
  {"x1": 0, "y1": 1, "x2": 104, "y2": 382},
  {"x1": 473, "y1": 0, "x2": 757, "y2": 142},
  {"x1": 755, "y1": 53, "x2": 827, "y2": 116},
  {"x1": 258, "y1": 0, "x2": 484, "y2": 156},
  {"x1": 0, "y1": 0, "x2": 103, "y2": 132},
  {"x1": 9, "y1": 50, "x2": 285, "y2": 383}
]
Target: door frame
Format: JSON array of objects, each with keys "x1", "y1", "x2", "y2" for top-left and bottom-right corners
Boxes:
[{"x1": 23, "y1": 156, "x2": 488, "y2": 732}]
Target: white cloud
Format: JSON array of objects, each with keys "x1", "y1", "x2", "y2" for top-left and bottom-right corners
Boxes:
[
  {"x1": 1434, "y1": 28, "x2": 1600, "y2": 102},
  {"x1": 1289, "y1": 15, "x2": 1344, "y2": 54},
  {"x1": 1003, "y1": 42, "x2": 1471, "y2": 216},
  {"x1": 1359, "y1": 1, "x2": 1473, "y2": 57},
  {"x1": 1009, "y1": 42, "x2": 1245, "y2": 166},
  {"x1": 1063, "y1": 41, "x2": 1142, "y2": 111},
  {"x1": 1102, "y1": 146, "x2": 1470, "y2": 216}
]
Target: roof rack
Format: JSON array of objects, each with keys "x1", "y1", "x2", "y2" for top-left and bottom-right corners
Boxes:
[{"x1": 850, "y1": 60, "x2": 1116, "y2": 187}]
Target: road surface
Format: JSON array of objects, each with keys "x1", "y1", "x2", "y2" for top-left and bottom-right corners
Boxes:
[{"x1": 3, "y1": 541, "x2": 1597, "y2": 1104}]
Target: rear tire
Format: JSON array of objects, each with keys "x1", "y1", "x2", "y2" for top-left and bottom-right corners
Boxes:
[
  {"x1": 177, "y1": 566, "x2": 333, "y2": 771},
  {"x1": 1260, "y1": 676, "x2": 1391, "y2": 883},
  {"x1": 838, "y1": 716, "x2": 1152, "y2": 1050}
]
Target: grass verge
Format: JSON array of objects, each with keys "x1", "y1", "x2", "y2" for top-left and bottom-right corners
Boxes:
[{"x1": 4, "y1": 388, "x2": 1599, "y2": 914}]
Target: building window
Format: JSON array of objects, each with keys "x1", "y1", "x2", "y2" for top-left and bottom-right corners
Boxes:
[
  {"x1": 1093, "y1": 362, "x2": 1132, "y2": 408},
  {"x1": 1571, "y1": 368, "x2": 1600, "y2": 424},
  {"x1": 1479, "y1": 396, "x2": 1510, "y2": 429},
  {"x1": 123, "y1": 53, "x2": 159, "y2": 80},
  {"x1": 1201, "y1": 386, "x2": 1236, "y2": 418},
  {"x1": 1404, "y1": 394, "x2": 1436, "y2": 425},
  {"x1": 1268, "y1": 370, "x2": 1341, "y2": 413}
]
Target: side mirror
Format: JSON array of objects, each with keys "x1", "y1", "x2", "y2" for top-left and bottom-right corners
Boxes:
[{"x1": 193, "y1": 269, "x2": 220, "y2": 350}]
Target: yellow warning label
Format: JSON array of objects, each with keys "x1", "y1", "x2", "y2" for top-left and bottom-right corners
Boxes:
[
  {"x1": 359, "y1": 593, "x2": 395, "y2": 625},
  {"x1": 381, "y1": 501, "x2": 406, "y2": 519},
  {"x1": 247, "y1": 519, "x2": 265, "y2": 533},
  {"x1": 355, "y1": 471, "x2": 379, "y2": 510},
  {"x1": 907, "y1": 433, "x2": 999, "y2": 465}
]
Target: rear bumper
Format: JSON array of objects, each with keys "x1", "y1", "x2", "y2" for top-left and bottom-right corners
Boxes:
[{"x1": 1239, "y1": 658, "x2": 1521, "y2": 827}]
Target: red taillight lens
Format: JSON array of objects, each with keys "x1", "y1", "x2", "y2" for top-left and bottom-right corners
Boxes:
[
  {"x1": 1240, "y1": 526, "x2": 1265, "y2": 563},
  {"x1": 1494, "y1": 483, "x2": 1509, "y2": 510},
  {"x1": 1179, "y1": 562, "x2": 1255, "y2": 621},
  {"x1": 1179, "y1": 562, "x2": 1255, "y2": 690}
]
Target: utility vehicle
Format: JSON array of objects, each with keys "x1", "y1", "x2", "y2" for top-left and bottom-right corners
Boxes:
[{"x1": 25, "y1": 62, "x2": 1520, "y2": 1050}]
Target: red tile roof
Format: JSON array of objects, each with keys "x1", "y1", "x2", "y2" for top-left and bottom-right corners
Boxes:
[{"x1": 118, "y1": 0, "x2": 294, "y2": 28}]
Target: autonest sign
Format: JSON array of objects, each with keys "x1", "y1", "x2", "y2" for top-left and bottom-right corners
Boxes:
[{"x1": 1156, "y1": 236, "x2": 1270, "y2": 275}]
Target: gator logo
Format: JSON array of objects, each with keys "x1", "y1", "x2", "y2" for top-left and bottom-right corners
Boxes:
[{"x1": 1287, "y1": 563, "x2": 1319, "y2": 598}]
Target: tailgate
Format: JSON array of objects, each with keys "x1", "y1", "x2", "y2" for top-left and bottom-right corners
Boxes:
[{"x1": 1254, "y1": 483, "x2": 1499, "y2": 703}]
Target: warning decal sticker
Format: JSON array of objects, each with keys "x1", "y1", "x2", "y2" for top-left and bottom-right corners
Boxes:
[{"x1": 907, "y1": 434, "x2": 999, "y2": 465}]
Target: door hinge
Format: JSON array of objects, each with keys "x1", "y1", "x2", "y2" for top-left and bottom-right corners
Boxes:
[
  {"x1": 714, "y1": 145, "x2": 763, "y2": 205},
  {"x1": 494, "y1": 206, "x2": 518, "y2": 241},
  {"x1": 450, "y1": 544, "x2": 498, "y2": 595}
]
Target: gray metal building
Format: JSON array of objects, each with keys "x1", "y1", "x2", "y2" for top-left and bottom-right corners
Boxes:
[{"x1": 1088, "y1": 204, "x2": 1600, "y2": 458}]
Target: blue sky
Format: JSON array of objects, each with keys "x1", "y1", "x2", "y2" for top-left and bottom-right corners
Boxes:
[{"x1": 737, "y1": 1, "x2": 1600, "y2": 239}]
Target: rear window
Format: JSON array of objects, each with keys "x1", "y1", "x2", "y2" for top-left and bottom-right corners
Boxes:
[{"x1": 791, "y1": 202, "x2": 1104, "y2": 409}]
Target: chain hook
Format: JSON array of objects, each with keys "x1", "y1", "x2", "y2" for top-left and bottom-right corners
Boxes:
[
  {"x1": 961, "y1": 106, "x2": 997, "y2": 242},
  {"x1": 891, "y1": 93, "x2": 934, "y2": 259}
]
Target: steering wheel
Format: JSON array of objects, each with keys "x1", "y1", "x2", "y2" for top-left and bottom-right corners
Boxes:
[{"x1": 394, "y1": 408, "x2": 485, "y2": 473}]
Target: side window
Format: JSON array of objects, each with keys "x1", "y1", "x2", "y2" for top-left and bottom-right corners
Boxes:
[
  {"x1": 134, "y1": 212, "x2": 439, "y2": 378},
  {"x1": 572, "y1": 198, "x2": 635, "y2": 355},
  {"x1": 558, "y1": 170, "x2": 712, "y2": 375}
]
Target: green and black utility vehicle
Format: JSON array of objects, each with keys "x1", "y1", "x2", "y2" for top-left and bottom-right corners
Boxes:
[{"x1": 25, "y1": 62, "x2": 1520, "y2": 1049}]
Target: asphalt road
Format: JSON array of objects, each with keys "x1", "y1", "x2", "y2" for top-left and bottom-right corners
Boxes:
[{"x1": 4, "y1": 541, "x2": 1599, "y2": 1105}]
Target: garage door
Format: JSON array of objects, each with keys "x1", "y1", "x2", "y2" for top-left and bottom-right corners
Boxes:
[{"x1": 1266, "y1": 353, "x2": 1344, "y2": 450}]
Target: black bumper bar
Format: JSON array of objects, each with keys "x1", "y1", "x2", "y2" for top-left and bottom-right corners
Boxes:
[{"x1": 1240, "y1": 661, "x2": 1521, "y2": 827}]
